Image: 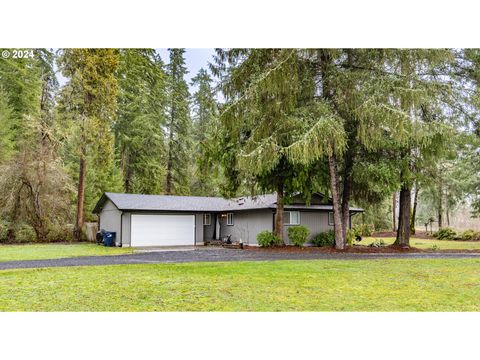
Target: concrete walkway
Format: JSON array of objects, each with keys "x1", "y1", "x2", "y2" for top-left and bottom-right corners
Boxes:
[{"x1": 1, "y1": 248, "x2": 480, "y2": 270}]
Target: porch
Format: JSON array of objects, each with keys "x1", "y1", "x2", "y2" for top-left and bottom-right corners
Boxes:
[{"x1": 202, "y1": 212, "x2": 235, "y2": 245}]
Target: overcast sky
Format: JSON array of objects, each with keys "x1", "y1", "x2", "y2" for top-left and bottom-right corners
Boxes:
[{"x1": 157, "y1": 48, "x2": 216, "y2": 88}]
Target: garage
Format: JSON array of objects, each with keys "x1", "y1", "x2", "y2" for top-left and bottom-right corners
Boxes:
[{"x1": 130, "y1": 214, "x2": 195, "y2": 247}]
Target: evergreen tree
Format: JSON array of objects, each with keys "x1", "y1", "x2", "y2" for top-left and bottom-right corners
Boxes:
[
  {"x1": 211, "y1": 49, "x2": 319, "y2": 243},
  {"x1": 190, "y1": 68, "x2": 221, "y2": 195},
  {"x1": 115, "y1": 49, "x2": 167, "y2": 194},
  {"x1": 57, "y1": 49, "x2": 120, "y2": 241},
  {"x1": 165, "y1": 49, "x2": 193, "y2": 195},
  {"x1": 0, "y1": 49, "x2": 74, "y2": 242},
  {"x1": 0, "y1": 89, "x2": 15, "y2": 162},
  {"x1": 212, "y1": 49, "x2": 459, "y2": 248}
]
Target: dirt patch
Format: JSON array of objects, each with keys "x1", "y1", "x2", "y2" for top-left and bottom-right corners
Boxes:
[
  {"x1": 243, "y1": 244, "x2": 480, "y2": 254},
  {"x1": 243, "y1": 244, "x2": 424, "y2": 253}
]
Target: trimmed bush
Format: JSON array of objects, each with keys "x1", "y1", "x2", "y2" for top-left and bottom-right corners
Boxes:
[
  {"x1": 312, "y1": 230, "x2": 335, "y2": 247},
  {"x1": 434, "y1": 227, "x2": 457, "y2": 240},
  {"x1": 287, "y1": 225, "x2": 310, "y2": 247},
  {"x1": 257, "y1": 231, "x2": 281, "y2": 247}
]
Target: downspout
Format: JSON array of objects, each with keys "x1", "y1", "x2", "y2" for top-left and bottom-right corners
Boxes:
[
  {"x1": 119, "y1": 211, "x2": 123, "y2": 247},
  {"x1": 272, "y1": 210, "x2": 276, "y2": 233}
]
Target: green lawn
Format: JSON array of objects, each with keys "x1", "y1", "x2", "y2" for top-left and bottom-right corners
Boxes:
[
  {"x1": 0, "y1": 243, "x2": 133, "y2": 262},
  {"x1": 1, "y1": 259, "x2": 479, "y2": 311},
  {"x1": 363, "y1": 237, "x2": 480, "y2": 250}
]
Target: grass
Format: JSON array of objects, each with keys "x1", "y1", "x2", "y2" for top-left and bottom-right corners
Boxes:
[
  {"x1": 0, "y1": 243, "x2": 133, "y2": 262},
  {"x1": 362, "y1": 237, "x2": 480, "y2": 250},
  {"x1": 0, "y1": 259, "x2": 479, "y2": 311}
]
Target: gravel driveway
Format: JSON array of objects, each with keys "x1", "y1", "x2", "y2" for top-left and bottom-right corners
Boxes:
[{"x1": 1, "y1": 248, "x2": 480, "y2": 270}]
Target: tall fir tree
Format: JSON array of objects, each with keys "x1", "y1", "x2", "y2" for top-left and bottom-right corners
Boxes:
[
  {"x1": 211, "y1": 49, "x2": 320, "y2": 243},
  {"x1": 57, "y1": 49, "x2": 120, "y2": 241},
  {"x1": 164, "y1": 49, "x2": 193, "y2": 195},
  {"x1": 115, "y1": 49, "x2": 167, "y2": 194},
  {"x1": 190, "y1": 68, "x2": 221, "y2": 195}
]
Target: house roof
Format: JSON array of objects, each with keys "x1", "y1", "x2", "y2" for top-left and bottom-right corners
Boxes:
[{"x1": 93, "y1": 192, "x2": 363, "y2": 213}]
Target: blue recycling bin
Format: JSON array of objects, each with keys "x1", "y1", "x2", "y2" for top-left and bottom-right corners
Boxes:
[{"x1": 103, "y1": 231, "x2": 116, "y2": 247}]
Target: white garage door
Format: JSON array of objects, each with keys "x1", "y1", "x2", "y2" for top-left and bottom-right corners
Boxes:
[{"x1": 131, "y1": 214, "x2": 195, "y2": 247}]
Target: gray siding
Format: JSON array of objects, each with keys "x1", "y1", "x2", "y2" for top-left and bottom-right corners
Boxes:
[
  {"x1": 195, "y1": 213, "x2": 204, "y2": 245},
  {"x1": 203, "y1": 213, "x2": 215, "y2": 240},
  {"x1": 283, "y1": 211, "x2": 333, "y2": 245},
  {"x1": 225, "y1": 210, "x2": 274, "y2": 245},
  {"x1": 99, "y1": 199, "x2": 122, "y2": 246},
  {"x1": 99, "y1": 202, "x2": 335, "y2": 248},
  {"x1": 122, "y1": 212, "x2": 131, "y2": 247}
]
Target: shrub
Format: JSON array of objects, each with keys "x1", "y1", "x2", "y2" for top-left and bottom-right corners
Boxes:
[
  {"x1": 15, "y1": 224, "x2": 36, "y2": 243},
  {"x1": 47, "y1": 224, "x2": 74, "y2": 242},
  {"x1": 287, "y1": 225, "x2": 310, "y2": 247},
  {"x1": 346, "y1": 229, "x2": 356, "y2": 246},
  {"x1": 257, "y1": 231, "x2": 281, "y2": 247},
  {"x1": 368, "y1": 238, "x2": 386, "y2": 247},
  {"x1": 353, "y1": 224, "x2": 374, "y2": 237},
  {"x1": 0, "y1": 221, "x2": 8, "y2": 243},
  {"x1": 434, "y1": 227, "x2": 457, "y2": 240},
  {"x1": 312, "y1": 230, "x2": 335, "y2": 247},
  {"x1": 459, "y1": 229, "x2": 480, "y2": 241}
]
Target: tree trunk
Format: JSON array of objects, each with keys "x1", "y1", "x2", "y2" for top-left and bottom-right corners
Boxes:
[
  {"x1": 165, "y1": 103, "x2": 176, "y2": 195},
  {"x1": 446, "y1": 193, "x2": 450, "y2": 226},
  {"x1": 341, "y1": 149, "x2": 354, "y2": 241},
  {"x1": 73, "y1": 151, "x2": 86, "y2": 242},
  {"x1": 328, "y1": 153, "x2": 345, "y2": 249},
  {"x1": 274, "y1": 183, "x2": 285, "y2": 245},
  {"x1": 410, "y1": 185, "x2": 419, "y2": 235},
  {"x1": 437, "y1": 180, "x2": 443, "y2": 229},
  {"x1": 165, "y1": 135, "x2": 173, "y2": 194},
  {"x1": 392, "y1": 192, "x2": 397, "y2": 232},
  {"x1": 6, "y1": 186, "x2": 23, "y2": 242},
  {"x1": 121, "y1": 149, "x2": 132, "y2": 193},
  {"x1": 395, "y1": 185, "x2": 411, "y2": 247}
]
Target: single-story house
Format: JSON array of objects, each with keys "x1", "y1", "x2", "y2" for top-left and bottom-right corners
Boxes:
[{"x1": 93, "y1": 192, "x2": 363, "y2": 247}]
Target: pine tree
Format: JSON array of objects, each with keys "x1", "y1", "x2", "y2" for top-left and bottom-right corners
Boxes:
[
  {"x1": 190, "y1": 68, "x2": 220, "y2": 195},
  {"x1": 115, "y1": 49, "x2": 167, "y2": 194},
  {"x1": 164, "y1": 49, "x2": 193, "y2": 195},
  {"x1": 211, "y1": 49, "x2": 319, "y2": 243},
  {"x1": 212, "y1": 49, "x2": 459, "y2": 249},
  {"x1": 58, "y1": 49, "x2": 120, "y2": 241}
]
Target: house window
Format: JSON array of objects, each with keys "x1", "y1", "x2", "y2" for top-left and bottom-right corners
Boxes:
[
  {"x1": 285, "y1": 211, "x2": 300, "y2": 225},
  {"x1": 227, "y1": 213, "x2": 234, "y2": 226},
  {"x1": 328, "y1": 212, "x2": 334, "y2": 226},
  {"x1": 203, "y1": 213, "x2": 211, "y2": 226}
]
